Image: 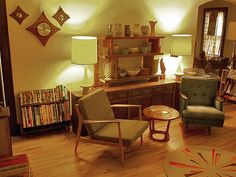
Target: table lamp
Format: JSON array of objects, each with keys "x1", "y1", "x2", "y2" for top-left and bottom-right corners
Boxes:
[
  {"x1": 226, "y1": 21, "x2": 236, "y2": 69},
  {"x1": 171, "y1": 34, "x2": 192, "y2": 81},
  {"x1": 71, "y1": 36, "x2": 97, "y2": 95}
]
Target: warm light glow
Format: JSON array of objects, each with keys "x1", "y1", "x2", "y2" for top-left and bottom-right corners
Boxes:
[
  {"x1": 147, "y1": 1, "x2": 192, "y2": 32},
  {"x1": 56, "y1": 64, "x2": 94, "y2": 92},
  {"x1": 155, "y1": 55, "x2": 179, "y2": 79},
  {"x1": 45, "y1": 1, "x2": 98, "y2": 26}
]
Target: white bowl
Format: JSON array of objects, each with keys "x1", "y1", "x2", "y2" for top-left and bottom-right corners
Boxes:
[
  {"x1": 129, "y1": 47, "x2": 139, "y2": 54},
  {"x1": 126, "y1": 67, "x2": 141, "y2": 76}
]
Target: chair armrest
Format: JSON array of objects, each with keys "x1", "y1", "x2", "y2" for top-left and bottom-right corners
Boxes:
[
  {"x1": 83, "y1": 120, "x2": 120, "y2": 124},
  {"x1": 111, "y1": 104, "x2": 141, "y2": 108},
  {"x1": 214, "y1": 97, "x2": 224, "y2": 111},
  {"x1": 111, "y1": 104, "x2": 142, "y2": 120},
  {"x1": 179, "y1": 93, "x2": 188, "y2": 118}
]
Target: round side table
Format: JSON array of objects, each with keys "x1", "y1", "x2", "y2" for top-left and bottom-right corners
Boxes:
[{"x1": 143, "y1": 105, "x2": 179, "y2": 142}]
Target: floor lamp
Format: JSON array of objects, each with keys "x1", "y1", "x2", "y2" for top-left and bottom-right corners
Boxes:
[
  {"x1": 171, "y1": 34, "x2": 192, "y2": 81},
  {"x1": 71, "y1": 36, "x2": 97, "y2": 95},
  {"x1": 226, "y1": 21, "x2": 236, "y2": 69}
]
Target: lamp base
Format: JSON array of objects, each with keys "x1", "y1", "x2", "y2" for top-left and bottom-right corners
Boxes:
[
  {"x1": 81, "y1": 85, "x2": 93, "y2": 95},
  {"x1": 175, "y1": 73, "x2": 184, "y2": 82}
]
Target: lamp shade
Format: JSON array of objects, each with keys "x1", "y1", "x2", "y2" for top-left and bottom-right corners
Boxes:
[
  {"x1": 171, "y1": 34, "x2": 192, "y2": 56},
  {"x1": 227, "y1": 22, "x2": 236, "y2": 40},
  {"x1": 71, "y1": 36, "x2": 97, "y2": 65}
]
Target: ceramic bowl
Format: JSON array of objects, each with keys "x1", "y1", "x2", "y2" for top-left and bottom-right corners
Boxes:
[
  {"x1": 141, "y1": 47, "x2": 148, "y2": 54},
  {"x1": 125, "y1": 67, "x2": 141, "y2": 76},
  {"x1": 120, "y1": 48, "x2": 129, "y2": 55},
  {"x1": 129, "y1": 47, "x2": 139, "y2": 54}
]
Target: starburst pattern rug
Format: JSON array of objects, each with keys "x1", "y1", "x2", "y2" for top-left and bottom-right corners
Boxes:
[{"x1": 163, "y1": 146, "x2": 236, "y2": 177}]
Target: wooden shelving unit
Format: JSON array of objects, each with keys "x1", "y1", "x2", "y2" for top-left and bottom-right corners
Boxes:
[
  {"x1": 18, "y1": 85, "x2": 71, "y2": 135},
  {"x1": 95, "y1": 35, "x2": 165, "y2": 86}
]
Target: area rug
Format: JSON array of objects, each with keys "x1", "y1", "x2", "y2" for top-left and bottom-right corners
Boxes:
[{"x1": 163, "y1": 145, "x2": 236, "y2": 177}]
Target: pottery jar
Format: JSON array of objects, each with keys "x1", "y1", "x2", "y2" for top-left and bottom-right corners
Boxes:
[{"x1": 125, "y1": 25, "x2": 131, "y2": 37}]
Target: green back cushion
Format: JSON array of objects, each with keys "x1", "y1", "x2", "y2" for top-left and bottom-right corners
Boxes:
[
  {"x1": 180, "y1": 77, "x2": 218, "y2": 106},
  {"x1": 78, "y1": 89, "x2": 115, "y2": 134}
]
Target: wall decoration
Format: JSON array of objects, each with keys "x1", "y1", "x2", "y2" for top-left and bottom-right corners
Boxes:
[
  {"x1": 9, "y1": 5, "x2": 29, "y2": 25},
  {"x1": 52, "y1": 6, "x2": 70, "y2": 26},
  {"x1": 26, "y1": 11, "x2": 60, "y2": 46}
]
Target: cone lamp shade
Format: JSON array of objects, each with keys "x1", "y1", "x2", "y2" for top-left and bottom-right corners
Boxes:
[
  {"x1": 71, "y1": 36, "x2": 97, "y2": 94},
  {"x1": 171, "y1": 34, "x2": 192, "y2": 56},
  {"x1": 171, "y1": 34, "x2": 192, "y2": 81},
  {"x1": 71, "y1": 36, "x2": 97, "y2": 65}
]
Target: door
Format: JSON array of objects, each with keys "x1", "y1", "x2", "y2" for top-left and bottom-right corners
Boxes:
[{"x1": 0, "y1": 0, "x2": 18, "y2": 135}]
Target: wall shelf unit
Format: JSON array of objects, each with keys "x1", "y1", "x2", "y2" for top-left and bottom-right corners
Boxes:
[{"x1": 96, "y1": 35, "x2": 164, "y2": 86}]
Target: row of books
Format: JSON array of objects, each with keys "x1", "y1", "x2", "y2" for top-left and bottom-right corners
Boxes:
[
  {"x1": 0, "y1": 154, "x2": 32, "y2": 177},
  {"x1": 18, "y1": 84, "x2": 69, "y2": 105},
  {"x1": 21, "y1": 101, "x2": 70, "y2": 128}
]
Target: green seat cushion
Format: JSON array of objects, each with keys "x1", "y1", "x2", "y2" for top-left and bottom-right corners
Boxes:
[
  {"x1": 79, "y1": 89, "x2": 115, "y2": 133},
  {"x1": 183, "y1": 105, "x2": 224, "y2": 127},
  {"x1": 92, "y1": 119, "x2": 148, "y2": 146}
]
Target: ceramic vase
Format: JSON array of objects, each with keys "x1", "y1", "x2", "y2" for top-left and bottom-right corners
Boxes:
[
  {"x1": 149, "y1": 21, "x2": 157, "y2": 36},
  {"x1": 133, "y1": 24, "x2": 140, "y2": 36},
  {"x1": 125, "y1": 25, "x2": 131, "y2": 37},
  {"x1": 107, "y1": 24, "x2": 113, "y2": 37},
  {"x1": 115, "y1": 23, "x2": 122, "y2": 36}
]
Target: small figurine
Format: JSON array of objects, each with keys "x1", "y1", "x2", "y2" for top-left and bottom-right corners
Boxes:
[{"x1": 160, "y1": 58, "x2": 166, "y2": 74}]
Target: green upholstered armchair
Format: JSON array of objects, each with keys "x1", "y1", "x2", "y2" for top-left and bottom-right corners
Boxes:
[
  {"x1": 75, "y1": 89, "x2": 148, "y2": 165},
  {"x1": 179, "y1": 77, "x2": 224, "y2": 133}
]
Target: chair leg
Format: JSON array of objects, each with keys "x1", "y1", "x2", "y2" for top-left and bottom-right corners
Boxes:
[
  {"x1": 75, "y1": 138, "x2": 79, "y2": 153},
  {"x1": 208, "y1": 127, "x2": 211, "y2": 135},
  {"x1": 140, "y1": 135, "x2": 143, "y2": 145},
  {"x1": 120, "y1": 146, "x2": 125, "y2": 166}
]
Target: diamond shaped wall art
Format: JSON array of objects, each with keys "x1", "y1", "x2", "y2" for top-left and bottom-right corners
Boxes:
[
  {"x1": 52, "y1": 6, "x2": 70, "y2": 26},
  {"x1": 9, "y1": 5, "x2": 29, "y2": 25},
  {"x1": 26, "y1": 11, "x2": 60, "y2": 46}
]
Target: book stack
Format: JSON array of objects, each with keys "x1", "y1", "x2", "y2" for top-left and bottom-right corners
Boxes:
[{"x1": 0, "y1": 154, "x2": 32, "y2": 177}]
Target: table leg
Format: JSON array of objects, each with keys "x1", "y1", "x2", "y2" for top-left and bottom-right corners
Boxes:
[{"x1": 149, "y1": 120, "x2": 172, "y2": 142}]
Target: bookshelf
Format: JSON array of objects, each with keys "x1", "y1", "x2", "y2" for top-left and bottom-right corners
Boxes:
[
  {"x1": 18, "y1": 85, "x2": 71, "y2": 135},
  {"x1": 221, "y1": 69, "x2": 236, "y2": 102}
]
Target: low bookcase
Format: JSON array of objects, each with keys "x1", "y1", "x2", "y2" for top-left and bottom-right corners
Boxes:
[{"x1": 18, "y1": 85, "x2": 71, "y2": 135}]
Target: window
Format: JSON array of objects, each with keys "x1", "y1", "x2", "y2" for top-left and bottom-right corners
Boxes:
[{"x1": 201, "y1": 8, "x2": 227, "y2": 60}]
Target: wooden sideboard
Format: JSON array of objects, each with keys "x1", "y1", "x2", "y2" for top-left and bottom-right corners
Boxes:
[{"x1": 71, "y1": 80, "x2": 179, "y2": 135}]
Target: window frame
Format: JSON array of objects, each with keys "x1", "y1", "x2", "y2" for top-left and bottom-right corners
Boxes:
[{"x1": 200, "y1": 7, "x2": 228, "y2": 58}]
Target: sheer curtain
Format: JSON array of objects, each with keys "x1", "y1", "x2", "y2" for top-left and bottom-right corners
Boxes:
[{"x1": 202, "y1": 10, "x2": 225, "y2": 60}]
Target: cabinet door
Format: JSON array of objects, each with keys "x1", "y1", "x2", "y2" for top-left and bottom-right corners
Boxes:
[
  {"x1": 107, "y1": 91, "x2": 129, "y2": 118},
  {"x1": 152, "y1": 84, "x2": 175, "y2": 107},
  {"x1": 129, "y1": 88, "x2": 152, "y2": 118}
]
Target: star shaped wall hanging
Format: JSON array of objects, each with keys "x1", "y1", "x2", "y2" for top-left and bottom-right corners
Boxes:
[
  {"x1": 26, "y1": 11, "x2": 60, "y2": 46},
  {"x1": 9, "y1": 5, "x2": 29, "y2": 25},
  {"x1": 52, "y1": 6, "x2": 70, "y2": 26}
]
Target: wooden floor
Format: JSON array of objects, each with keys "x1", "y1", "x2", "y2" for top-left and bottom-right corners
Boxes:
[{"x1": 12, "y1": 102, "x2": 236, "y2": 177}]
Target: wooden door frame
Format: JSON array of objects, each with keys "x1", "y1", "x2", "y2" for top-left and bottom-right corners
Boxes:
[{"x1": 0, "y1": 0, "x2": 19, "y2": 135}]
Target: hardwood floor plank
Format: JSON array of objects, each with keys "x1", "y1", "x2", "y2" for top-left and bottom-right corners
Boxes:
[{"x1": 12, "y1": 102, "x2": 236, "y2": 177}]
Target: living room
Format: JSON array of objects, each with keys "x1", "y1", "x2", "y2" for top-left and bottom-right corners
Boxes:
[{"x1": 1, "y1": 0, "x2": 236, "y2": 176}]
